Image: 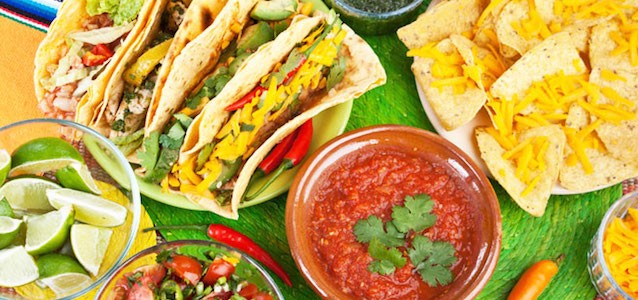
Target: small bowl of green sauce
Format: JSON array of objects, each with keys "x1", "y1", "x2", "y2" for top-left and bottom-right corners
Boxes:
[{"x1": 325, "y1": 0, "x2": 424, "y2": 35}]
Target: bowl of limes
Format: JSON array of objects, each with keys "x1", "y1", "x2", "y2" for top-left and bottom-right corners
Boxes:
[{"x1": 0, "y1": 118, "x2": 141, "y2": 299}]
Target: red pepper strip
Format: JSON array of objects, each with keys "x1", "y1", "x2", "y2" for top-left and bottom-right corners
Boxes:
[
  {"x1": 92, "y1": 44, "x2": 114, "y2": 58},
  {"x1": 245, "y1": 119, "x2": 313, "y2": 200},
  {"x1": 246, "y1": 129, "x2": 298, "y2": 191},
  {"x1": 225, "y1": 56, "x2": 307, "y2": 112},
  {"x1": 142, "y1": 224, "x2": 293, "y2": 287},
  {"x1": 225, "y1": 87, "x2": 265, "y2": 112}
]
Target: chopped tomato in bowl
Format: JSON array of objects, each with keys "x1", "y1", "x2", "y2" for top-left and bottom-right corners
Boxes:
[{"x1": 97, "y1": 240, "x2": 282, "y2": 300}]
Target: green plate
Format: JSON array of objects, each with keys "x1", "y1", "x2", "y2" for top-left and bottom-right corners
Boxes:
[{"x1": 86, "y1": 100, "x2": 353, "y2": 211}]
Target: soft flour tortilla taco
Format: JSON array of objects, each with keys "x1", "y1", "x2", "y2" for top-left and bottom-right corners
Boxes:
[
  {"x1": 86, "y1": 0, "x2": 229, "y2": 156},
  {"x1": 140, "y1": 13, "x2": 385, "y2": 219},
  {"x1": 34, "y1": 0, "x2": 159, "y2": 122},
  {"x1": 144, "y1": 0, "x2": 302, "y2": 138}
]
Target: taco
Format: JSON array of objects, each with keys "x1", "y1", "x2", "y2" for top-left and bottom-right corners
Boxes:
[
  {"x1": 85, "y1": 0, "x2": 229, "y2": 156},
  {"x1": 140, "y1": 13, "x2": 385, "y2": 219},
  {"x1": 144, "y1": 0, "x2": 302, "y2": 138},
  {"x1": 34, "y1": 0, "x2": 160, "y2": 122}
]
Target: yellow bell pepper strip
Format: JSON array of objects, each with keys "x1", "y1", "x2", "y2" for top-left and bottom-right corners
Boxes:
[{"x1": 124, "y1": 38, "x2": 173, "y2": 86}]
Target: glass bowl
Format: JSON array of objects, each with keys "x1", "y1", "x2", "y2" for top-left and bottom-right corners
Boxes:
[
  {"x1": 325, "y1": 0, "x2": 424, "y2": 35},
  {"x1": 96, "y1": 240, "x2": 284, "y2": 299},
  {"x1": 286, "y1": 125, "x2": 502, "y2": 299},
  {"x1": 588, "y1": 191, "x2": 638, "y2": 299},
  {"x1": 0, "y1": 118, "x2": 141, "y2": 299}
]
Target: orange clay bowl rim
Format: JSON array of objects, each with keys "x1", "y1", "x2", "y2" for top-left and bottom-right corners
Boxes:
[{"x1": 285, "y1": 124, "x2": 502, "y2": 299}]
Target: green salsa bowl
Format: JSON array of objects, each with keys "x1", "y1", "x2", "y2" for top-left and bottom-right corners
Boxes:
[{"x1": 325, "y1": 0, "x2": 424, "y2": 35}]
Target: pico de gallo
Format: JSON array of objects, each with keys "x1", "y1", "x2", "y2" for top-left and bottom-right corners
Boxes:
[{"x1": 110, "y1": 246, "x2": 276, "y2": 300}]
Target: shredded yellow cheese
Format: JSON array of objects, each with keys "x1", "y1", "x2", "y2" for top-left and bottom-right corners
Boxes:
[{"x1": 603, "y1": 208, "x2": 638, "y2": 298}]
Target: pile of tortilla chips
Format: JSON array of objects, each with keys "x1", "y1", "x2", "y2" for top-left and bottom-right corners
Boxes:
[{"x1": 398, "y1": 0, "x2": 638, "y2": 217}]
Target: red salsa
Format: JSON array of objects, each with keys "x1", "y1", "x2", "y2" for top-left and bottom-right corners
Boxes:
[{"x1": 308, "y1": 145, "x2": 482, "y2": 299}]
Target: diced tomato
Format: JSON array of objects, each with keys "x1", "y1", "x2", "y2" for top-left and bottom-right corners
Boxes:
[
  {"x1": 91, "y1": 44, "x2": 114, "y2": 58},
  {"x1": 127, "y1": 283, "x2": 155, "y2": 300},
  {"x1": 253, "y1": 292, "x2": 274, "y2": 300},
  {"x1": 202, "y1": 259, "x2": 236, "y2": 286},
  {"x1": 82, "y1": 52, "x2": 108, "y2": 67},
  {"x1": 238, "y1": 283, "x2": 259, "y2": 299},
  {"x1": 163, "y1": 255, "x2": 203, "y2": 285}
]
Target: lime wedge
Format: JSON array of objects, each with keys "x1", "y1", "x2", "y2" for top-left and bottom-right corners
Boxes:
[
  {"x1": 46, "y1": 188, "x2": 127, "y2": 227},
  {"x1": 25, "y1": 205, "x2": 74, "y2": 255},
  {"x1": 38, "y1": 272, "x2": 91, "y2": 296},
  {"x1": 0, "y1": 216, "x2": 22, "y2": 249},
  {"x1": 0, "y1": 177, "x2": 60, "y2": 211},
  {"x1": 55, "y1": 162, "x2": 101, "y2": 195},
  {"x1": 0, "y1": 149, "x2": 10, "y2": 185},
  {"x1": 36, "y1": 253, "x2": 87, "y2": 279},
  {"x1": 10, "y1": 137, "x2": 83, "y2": 177},
  {"x1": 70, "y1": 224, "x2": 112, "y2": 276},
  {"x1": 0, "y1": 246, "x2": 39, "y2": 287},
  {"x1": 0, "y1": 197, "x2": 14, "y2": 217}
]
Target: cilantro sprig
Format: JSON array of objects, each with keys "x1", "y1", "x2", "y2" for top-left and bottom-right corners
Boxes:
[{"x1": 353, "y1": 193, "x2": 457, "y2": 287}]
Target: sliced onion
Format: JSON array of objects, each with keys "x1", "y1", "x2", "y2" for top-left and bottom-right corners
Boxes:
[{"x1": 68, "y1": 23, "x2": 134, "y2": 45}]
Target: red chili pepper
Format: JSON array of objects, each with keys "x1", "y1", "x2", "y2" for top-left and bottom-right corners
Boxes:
[
  {"x1": 225, "y1": 56, "x2": 307, "y2": 112},
  {"x1": 507, "y1": 255, "x2": 563, "y2": 300},
  {"x1": 245, "y1": 119, "x2": 313, "y2": 200},
  {"x1": 142, "y1": 225, "x2": 292, "y2": 287}
]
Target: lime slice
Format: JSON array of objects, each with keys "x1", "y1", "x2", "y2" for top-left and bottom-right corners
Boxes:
[
  {"x1": 25, "y1": 205, "x2": 74, "y2": 255},
  {"x1": 10, "y1": 137, "x2": 83, "y2": 177},
  {"x1": 36, "y1": 253, "x2": 87, "y2": 279},
  {"x1": 0, "y1": 197, "x2": 14, "y2": 217},
  {"x1": 46, "y1": 188, "x2": 127, "y2": 227},
  {"x1": 0, "y1": 246, "x2": 39, "y2": 287},
  {"x1": 70, "y1": 224, "x2": 112, "y2": 276},
  {"x1": 55, "y1": 162, "x2": 101, "y2": 195},
  {"x1": 0, "y1": 149, "x2": 10, "y2": 185},
  {"x1": 14, "y1": 282, "x2": 56, "y2": 300},
  {"x1": 0, "y1": 177, "x2": 60, "y2": 211},
  {"x1": 0, "y1": 216, "x2": 22, "y2": 249},
  {"x1": 38, "y1": 272, "x2": 91, "y2": 296}
]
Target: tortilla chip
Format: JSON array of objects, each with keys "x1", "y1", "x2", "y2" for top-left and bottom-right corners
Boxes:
[
  {"x1": 451, "y1": 34, "x2": 508, "y2": 90},
  {"x1": 145, "y1": 0, "x2": 256, "y2": 135},
  {"x1": 476, "y1": 125, "x2": 565, "y2": 217},
  {"x1": 490, "y1": 32, "x2": 586, "y2": 100},
  {"x1": 414, "y1": 39, "x2": 487, "y2": 130},
  {"x1": 559, "y1": 104, "x2": 638, "y2": 191},
  {"x1": 398, "y1": 0, "x2": 486, "y2": 50},
  {"x1": 495, "y1": 0, "x2": 541, "y2": 56},
  {"x1": 588, "y1": 68, "x2": 638, "y2": 162}
]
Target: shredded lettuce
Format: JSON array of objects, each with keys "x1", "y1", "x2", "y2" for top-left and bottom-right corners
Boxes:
[
  {"x1": 86, "y1": 0, "x2": 143, "y2": 26},
  {"x1": 41, "y1": 41, "x2": 84, "y2": 91},
  {"x1": 55, "y1": 68, "x2": 89, "y2": 87},
  {"x1": 69, "y1": 23, "x2": 134, "y2": 45}
]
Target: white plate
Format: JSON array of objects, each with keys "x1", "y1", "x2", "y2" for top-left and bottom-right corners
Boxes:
[{"x1": 415, "y1": 82, "x2": 612, "y2": 195}]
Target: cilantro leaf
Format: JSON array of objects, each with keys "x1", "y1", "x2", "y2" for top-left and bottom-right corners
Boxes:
[
  {"x1": 417, "y1": 264, "x2": 454, "y2": 287},
  {"x1": 409, "y1": 236, "x2": 457, "y2": 287},
  {"x1": 368, "y1": 238, "x2": 406, "y2": 268},
  {"x1": 173, "y1": 113, "x2": 193, "y2": 128},
  {"x1": 391, "y1": 194, "x2": 436, "y2": 233},
  {"x1": 159, "y1": 123, "x2": 186, "y2": 150},
  {"x1": 354, "y1": 216, "x2": 405, "y2": 247},
  {"x1": 137, "y1": 131, "x2": 160, "y2": 171},
  {"x1": 366, "y1": 238, "x2": 406, "y2": 275},
  {"x1": 368, "y1": 259, "x2": 396, "y2": 275}
]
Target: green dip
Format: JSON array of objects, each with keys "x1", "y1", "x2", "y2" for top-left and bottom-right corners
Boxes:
[{"x1": 341, "y1": 0, "x2": 414, "y2": 13}]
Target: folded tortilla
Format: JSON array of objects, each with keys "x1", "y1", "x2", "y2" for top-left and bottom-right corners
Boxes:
[
  {"x1": 174, "y1": 15, "x2": 386, "y2": 219},
  {"x1": 145, "y1": 0, "x2": 259, "y2": 136},
  {"x1": 35, "y1": 0, "x2": 158, "y2": 124},
  {"x1": 85, "y1": 0, "x2": 229, "y2": 137}
]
